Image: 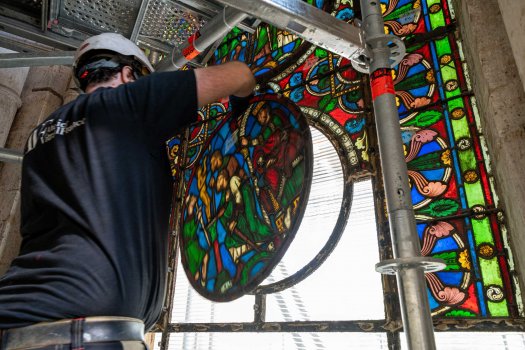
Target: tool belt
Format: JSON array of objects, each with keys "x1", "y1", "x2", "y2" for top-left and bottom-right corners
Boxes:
[{"x1": 1, "y1": 316, "x2": 145, "y2": 350}]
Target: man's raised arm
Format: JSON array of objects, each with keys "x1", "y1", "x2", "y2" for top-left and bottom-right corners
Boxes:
[{"x1": 194, "y1": 61, "x2": 256, "y2": 108}]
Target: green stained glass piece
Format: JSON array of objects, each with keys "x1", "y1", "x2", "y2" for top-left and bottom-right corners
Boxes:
[
  {"x1": 407, "y1": 150, "x2": 446, "y2": 171},
  {"x1": 471, "y1": 219, "x2": 495, "y2": 244},
  {"x1": 464, "y1": 183, "x2": 486, "y2": 206},
  {"x1": 383, "y1": 3, "x2": 414, "y2": 22},
  {"x1": 426, "y1": 0, "x2": 446, "y2": 28},
  {"x1": 319, "y1": 94, "x2": 338, "y2": 112},
  {"x1": 445, "y1": 310, "x2": 476, "y2": 317},
  {"x1": 432, "y1": 251, "x2": 460, "y2": 271},
  {"x1": 394, "y1": 70, "x2": 430, "y2": 92},
  {"x1": 446, "y1": 98, "x2": 464, "y2": 112},
  {"x1": 479, "y1": 258, "x2": 503, "y2": 285},
  {"x1": 315, "y1": 48, "x2": 328, "y2": 59},
  {"x1": 402, "y1": 110, "x2": 442, "y2": 128},
  {"x1": 488, "y1": 301, "x2": 510, "y2": 317},
  {"x1": 435, "y1": 37, "x2": 452, "y2": 56},
  {"x1": 254, "y1": 26, "x2": 269, "y2": 54},
  {"x1": 417, "y1": 198, "x2": 459, "y2": 217},
  {"x1": 452, "y1": 119, "x2": 471, "y2": 140},
  {"x1": 458, "y1": 150, "x2": 476, "y2": 170}
]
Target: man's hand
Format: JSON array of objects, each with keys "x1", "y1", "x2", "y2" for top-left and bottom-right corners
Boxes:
[{"x1": 194, "y1": 61, "x2": 256, "y2": 108}]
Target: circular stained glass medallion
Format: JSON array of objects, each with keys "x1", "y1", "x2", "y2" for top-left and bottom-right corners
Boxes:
[{"x1": 180, "y1": 94, "x2": 313, "y2": 301}]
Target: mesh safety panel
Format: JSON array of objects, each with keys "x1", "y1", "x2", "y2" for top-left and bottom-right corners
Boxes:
[
  {"x1": 140, "y1": 0, "x2": 206, "y2": 46},
  {"x1": 60, "y1": 0, "x2": 141, "y2": 35}
]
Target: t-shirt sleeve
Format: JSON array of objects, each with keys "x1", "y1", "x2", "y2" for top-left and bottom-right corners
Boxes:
[{"x1": 122, "y1": 70, "x2": 198, "y2": 140}]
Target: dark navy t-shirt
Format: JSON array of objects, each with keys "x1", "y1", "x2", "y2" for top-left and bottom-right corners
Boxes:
[{"x1": 0, "y1": 70, "x2": 197, "y2": 330}]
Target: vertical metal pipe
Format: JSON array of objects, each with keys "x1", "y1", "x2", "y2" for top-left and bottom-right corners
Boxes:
[
  {"x1": 41, "y1": 0, "x2": 49, "y2": 32},
  {"x1": 359, "y1": 0, "x2": 437, "y2": 349}
]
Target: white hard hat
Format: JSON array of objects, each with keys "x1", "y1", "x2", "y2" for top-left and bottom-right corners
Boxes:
[{"x1": 73, "y1": 33, "x2": 154, "y2": 87}]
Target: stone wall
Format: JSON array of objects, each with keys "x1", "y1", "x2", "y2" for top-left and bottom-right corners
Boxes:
[
  {"x1": 0, "y1": 65, "x2": 72, "y2": 274},
  {"x1": 452, "y1": 0, "x2": 525, "y2": 305},
  {"x1": 497, "y1": 0, "x2": 525, "y2": 94}
]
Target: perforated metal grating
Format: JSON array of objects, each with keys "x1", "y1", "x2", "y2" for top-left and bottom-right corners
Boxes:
[
  {"x1": 140, "y1": 0, "x2": 206, "y2": 46},
  {"x1": 60, "y1": 0, "x2": 141, "y2": 36}
]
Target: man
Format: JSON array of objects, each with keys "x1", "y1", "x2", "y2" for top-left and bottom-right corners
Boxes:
[{"x1": 0, "y1": 32, "x2": 255, "y2": 349}]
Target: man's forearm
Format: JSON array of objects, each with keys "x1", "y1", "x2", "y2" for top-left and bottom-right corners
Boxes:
[{"x1": 194, "y1": 61, "x2": 256, "y2": 107}]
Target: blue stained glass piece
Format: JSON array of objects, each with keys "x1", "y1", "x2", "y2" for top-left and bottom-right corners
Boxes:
[
  {"x1": 427, "y1": 288, "x2": 439, "y2": 309},
  {"x1": 432, "y1": 237, "x2": 460, "y2": 253},
  {"x1": 241, "y1": 250, "x2": 256, "y2": 263},
  {"x1": 410, "y1": 86, "x2": 431, "y2": 97},
  {"x1": 420, "y1": 169, "x2": 446, "y2": 181},
  {"x1": 208, "y1": 249, "x2": 218, "y2": 279},
  {"x1": 281, "y1": 41, "x2": 296, "y2": 54},
  {"x1": 345, "y1": 117, "x2": 366, "y2": 134},
  {"x1": 220, "y1": 245, "x2": 237, "y2": 276},
  {"x1": 290, "y1": 87, "x2": 305, "y2": 102},
  {"x1": 435, "y1": 271, "x2": 463, "y2": 286},
  {"x1": 217, "y1": 220, "x2": 227, "y2": 242},
  {"x1": 250, "y1": 261, "x2": 265, "y2": 278},
  {"x1": 409, "y1": 64, "x2": 427, "y2": 74},
  {"x1": 197, "y1": 229, "x2": 209, "y2": 249},
  {"x1": 420, "y1": 141, "x2": 441, "y2": 154},
  {"x1": 411, "y1": 186, "x2": 425, "y2": 205},
  {"x1": 254, "y1": 68, "x2": 272, "y2": 77},
  {"x1": 417, "y1": 223, "x2": 426, "y2": 239},
  {"x1": 290, "y1": 72, "x2": 303, "y2": 87},
  {"x1": 206, "y1": 279, "x2": 215, "y2": 292}
]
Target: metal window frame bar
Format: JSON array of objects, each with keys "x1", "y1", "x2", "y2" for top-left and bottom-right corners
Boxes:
[
  {"x1": 167, "y1": 318, "x2": 525, "y2": 333},
  {"x1": 0, "y1": 51, "x2": 75, "y2": 68}
]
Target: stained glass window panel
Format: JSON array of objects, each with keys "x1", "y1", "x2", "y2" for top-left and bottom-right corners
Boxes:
[
  {"x1": 380, "y1": 0, "x2": 519, "y2": 318},
  {"x1": 163, "y1": 0, "x2": 523, "y2": 345}
]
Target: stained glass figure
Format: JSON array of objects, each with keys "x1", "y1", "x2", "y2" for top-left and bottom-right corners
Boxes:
[{"x1": 174, "y1": 94, "x2": 313, "y2": 301}]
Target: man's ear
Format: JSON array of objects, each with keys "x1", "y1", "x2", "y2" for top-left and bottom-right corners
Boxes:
[{"x1": 121, "y1": 66, "x2": 135, "y2": 83}]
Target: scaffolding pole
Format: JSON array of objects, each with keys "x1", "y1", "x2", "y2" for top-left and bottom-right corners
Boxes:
[
  {"x1": 0, "y1": 147, "x2": 23, "y2": 163},
  {"x1": 358, "y1": 1, "x2": 444, "y2": 349}
]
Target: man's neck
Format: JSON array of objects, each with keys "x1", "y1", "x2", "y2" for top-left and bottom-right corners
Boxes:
[{"x1": 85, "y1": 78, "x2": 122, "y2": 94}]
